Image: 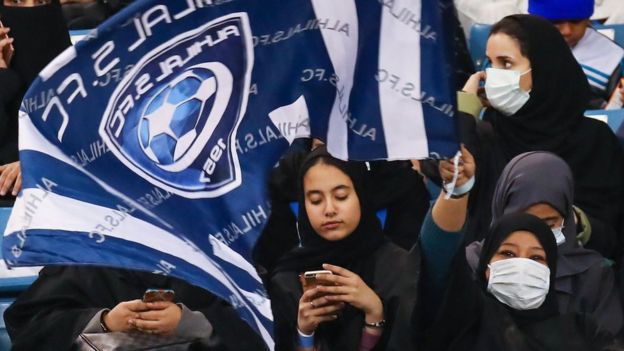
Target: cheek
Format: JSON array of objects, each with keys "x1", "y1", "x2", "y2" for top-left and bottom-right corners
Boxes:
[
  {"x1": 305, "y1": 203, "x2": 323, "y2": 229},
  {"x1": 485, "y1": 267, "x2": 490, "y2": 281},
  {"x1": 520, "y1": 71, "x2": 532, "y2": 91}
]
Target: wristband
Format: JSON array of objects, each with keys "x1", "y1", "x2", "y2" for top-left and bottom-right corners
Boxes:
[
  {"x1": 443, "y1": 175, "x2": 475, "y2": 198},
  {"x1": 100, "y1": 310, "x2": 111, "y2": 333},
  {"x1": 297, "y1": 328, "x2": 314, "y2": 348},
  {"x1": 364, "y1": 319, "x2": 386, "y2": 329}
]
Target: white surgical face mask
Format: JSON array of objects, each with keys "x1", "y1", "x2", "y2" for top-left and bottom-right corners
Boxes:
[
  {"x1": 487, "y1": 257, "x2": 550, "y2": 310},
  {"x1": 485, "y1": 67, "x2": 532, "y2": 116},
  {"x1": 552, "y1": 220, "x2": 565, "y2": 246}
]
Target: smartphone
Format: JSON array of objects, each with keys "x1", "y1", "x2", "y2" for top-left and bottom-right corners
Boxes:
[
  {"x1": 299, "y1": 270, "x2": 333, "y2": 292},
  {"x1": 0, "y1": 20, "x2": 13, "y2": 66},
  {"x1": 142, "y1": 288, "x2": 175, "y2": 303}
]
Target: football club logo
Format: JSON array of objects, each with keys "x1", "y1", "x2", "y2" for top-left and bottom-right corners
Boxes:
[{"x1": 100, "y1": 13, "x2": 253, "y2": 198}]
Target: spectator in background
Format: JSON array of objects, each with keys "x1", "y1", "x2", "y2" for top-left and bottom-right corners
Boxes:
[
  {"x1": 465, "y1": 152, "x2": 623, "y2": 335},
  {"x1": 529, "y1": 0, "x2": 624, "y2": 109},
  {"x1": 457, "y1": 15, "x2": 624, "y2": 250},
  {"x1": 4, "y1": 265, "x2": 266, "y2": 350},
  {"x1": 453, "y1": 0, "x2": 525, "y2": 39},
  {"x1": 0, "y1": 0, "x2": 71, "y2": 205},
  {"x1": 60, "y1": 0, "x2": 133, "y2": 30}
]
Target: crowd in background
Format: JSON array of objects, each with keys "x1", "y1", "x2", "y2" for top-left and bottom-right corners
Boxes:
[{"x1": 0, "y1": 0, "x2": 624, "y2": 350}]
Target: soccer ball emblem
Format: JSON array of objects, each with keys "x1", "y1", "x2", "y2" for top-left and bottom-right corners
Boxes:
[{"x1": 138, "y1": 67, "x2": 217, "y2": 166}]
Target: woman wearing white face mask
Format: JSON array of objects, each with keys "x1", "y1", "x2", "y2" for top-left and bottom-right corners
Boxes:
[
  {"x1": 418, "y1": 210, "x2": 621, "y2": 351},
  {"x1": 465, "y1": 151, "x2": 622, "y2": 335},
  {"x1": 451, "y1": 15, "x2": 624, "y2": 253}
]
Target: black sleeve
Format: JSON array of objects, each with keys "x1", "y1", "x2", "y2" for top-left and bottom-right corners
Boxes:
[
  {"x1": 3, "y1": 266, "x2": 104, "y2": 351},
  {"x1": 268, "y1": 273, "x2": 300, "y2": 351},
  {"x1": 0, "y1": 68, "x2": 23, "y2": 164}
]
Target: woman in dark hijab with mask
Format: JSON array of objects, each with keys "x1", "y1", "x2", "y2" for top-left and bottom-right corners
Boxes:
[
  {"x1": 268, "y1": 146, "x2": 416, "y2": 351},
  {"x1": 465, "y1": 151, "x2": 623, "y2": 335},
  {"x1": 0, "y1": 0, "x2": 71, "y2": 202},
  {"x1": 456, "y1": 15, "x2": 624, "y2": 250},
  {"x1": 420, "y1": 212, "x2": 620, "y2": 351}
]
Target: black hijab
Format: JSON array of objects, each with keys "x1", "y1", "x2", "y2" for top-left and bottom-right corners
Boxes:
[
  {"x1": 476, "y1": 212, "x2": 560, "y2": 327},
  {"x1": 0, "y1": 0, "x2": 71, "y2": 86},
  {"x1": 475, "y1": 14, "x2": 624, "y2": 243},
  {"x1": 273, "y1": 146, "x2": 386, "y2": 274},
  {"x1": 484, "y1": 14, "x2": 590, "y2": 158}
]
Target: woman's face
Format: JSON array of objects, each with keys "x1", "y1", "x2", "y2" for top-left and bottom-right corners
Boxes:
[
  {"x1": 486, "y1": 230, "x2": 548, "y2": 279},
  {"x1": 524, "y1": 203, "x2": 564, "y2": 229},
  {"x1": 3, "y1": 0, "x2": 51, "y2": 6},
  {"x1": 303, "y1": 162, "x2": 361, "y2": 241},
  {"x1": 486, "y1": 33, "x2": 533, "y2": 91}
]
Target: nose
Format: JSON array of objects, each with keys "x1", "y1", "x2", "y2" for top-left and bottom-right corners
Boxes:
[
  {"x1": 324, "y1": 199, "x2": 337, "y2": 217},
  {"x1": 556, "y1": 23, "x2": 572, "y2": 38}
]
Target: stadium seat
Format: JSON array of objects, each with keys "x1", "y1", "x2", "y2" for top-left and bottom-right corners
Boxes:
[
  {"x1": 0, "y1": 207, "x2": 38, "y2": 296},
  {"x1": 69, "y1": 29, "x2": 94, "y2": 45},
  {"x1": 585, "y1": 108, "x2": 624, "y2": 148},
  {"x1": 468, "y1": 23, "x2": 492, "y2": 70},
  {"x1": 595, "y1": 23, "x2": 624, "y2": 47}
]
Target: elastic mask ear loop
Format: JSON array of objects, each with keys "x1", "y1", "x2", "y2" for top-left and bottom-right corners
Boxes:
[{"x1": 443, "y1": 152, "x2": 461, "y2": 200}]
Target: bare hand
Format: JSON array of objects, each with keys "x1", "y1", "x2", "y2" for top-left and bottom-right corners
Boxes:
[
  {"x1": 104, "y1": 300, "x2": 149, "y2": 333},
  {"x1": 129, "y1": 301, "x2": 183, "y2": 335},
  {"x1": 297, "y1": 287, "x2": 344, "y2": 335},
  {"x1": 0, "y1": 161, "x2": 22, "y2": 196},
  {"x1": 316, "y1": 264, "x2": 384, "y2": 324},
  {"x1": 462, "y1": 71, "x2": 486, "y2": 94},
  {"x1": 438, "y1": 144, "x2": 475, "y2": 188},
  {"x1": 0, "y1": 27, "x2": 13, "y2": 69}
]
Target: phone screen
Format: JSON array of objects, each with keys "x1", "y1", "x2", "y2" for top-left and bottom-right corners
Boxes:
[{"x1": 142, "y1": 288, "x2": 175, "y2": 303}]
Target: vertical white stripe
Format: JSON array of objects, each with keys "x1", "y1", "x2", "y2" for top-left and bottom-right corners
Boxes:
[
  {"x1": 312, "y1": 0, "x2": 359, "y2": 160},
  {"x1": 378, "y1": 0, "x2": 429, "y2": 159}
]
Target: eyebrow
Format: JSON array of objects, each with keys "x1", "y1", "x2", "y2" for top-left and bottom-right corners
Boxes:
[
  {"x1": 499, "y1": 242, "x2": 545, "y2": 252},
  {"x1": 305, "y1": 185, "x2": 350, "y2": 197},
  {"x1": 486, "y1": 53, "x2": 515, "y2": 61}
]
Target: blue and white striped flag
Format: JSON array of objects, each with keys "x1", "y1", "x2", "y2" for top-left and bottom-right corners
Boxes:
[
  {"x1": 312, "y1": 0, "x2": 459, "y2": 160},
  {"x1": 3, "y1": 0, "x2": 458, "y2": 348}
]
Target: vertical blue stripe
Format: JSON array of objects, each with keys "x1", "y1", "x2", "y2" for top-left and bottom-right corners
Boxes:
[
  {"x1": 420, "y1": 0, "x2": 459, "y2": 158},
  {"x1": 347, "y1": 1, "x2": 388, "y2": 160}
]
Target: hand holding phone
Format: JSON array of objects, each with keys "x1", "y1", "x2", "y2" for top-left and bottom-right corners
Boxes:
[
  {"x1": 299, "y1": 270, "x2": 333, "y2": 292},
  {"x1": 142, "y1": 288, "x2": 175, "y2": 303}
]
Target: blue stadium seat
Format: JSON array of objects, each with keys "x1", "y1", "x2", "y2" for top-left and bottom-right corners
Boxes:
[
  {"x1": 468, "y1": 23, "x2": 492, "y2": 70},
  {"x1": 585, "y1": 109, "x2": 624, "y2": 148},
  {"x1": 0, "y1": 207, "x2": 37, "y2": 295},
  {"x1": 595, "y1": 24, "x2": 624, "y2": 47}
]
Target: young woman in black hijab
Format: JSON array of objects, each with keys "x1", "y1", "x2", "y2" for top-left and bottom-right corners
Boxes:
[
  {"x1": 465, "y1": 151, "x2": 623, "y2": 335},
  {"x1": 456, "y1": 15, "x2": 624, "y2": 248},
  {"x1": 0, "y1": 0, "x2": 71, "y2": 203},
  {"x1": 268, "y1": 146, "x2": 416, "y2": 351},
  {"x1": 421, "y1": 212, "x2": 620, "y2": 351}
]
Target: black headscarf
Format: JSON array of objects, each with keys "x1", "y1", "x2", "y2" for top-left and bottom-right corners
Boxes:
[
  {"x1": 0, "y1": 0, "x2": 71, "y2": 86},
  {"x1": 476, "y1": 212, "x2": 560, "y2": 327},
  {"x1": 484, "y1": 14, "x2": 590, "y2": 158},
  {"x1": 490, "y1": 151, "x2": 604, "y2": 280},
  {"x1": 472, "y1": 14, "x2": 624, "y2": 244},
  {"x1": 273, "y1": 146, "x2": 386, "y2": 274}
]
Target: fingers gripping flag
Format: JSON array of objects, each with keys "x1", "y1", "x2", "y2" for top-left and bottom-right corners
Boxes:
[{"x1": 3, "y1": 0, "x2": 458, "y2": 349}]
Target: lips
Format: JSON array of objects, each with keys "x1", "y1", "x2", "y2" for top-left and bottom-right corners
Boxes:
[{"x1": 321, "y1": 221, "x2": 342, "y2": 230}]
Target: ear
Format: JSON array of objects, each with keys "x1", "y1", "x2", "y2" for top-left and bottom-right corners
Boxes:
[{"x1": 485, "y1": 267, "x2": 491, "y2": 281}]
